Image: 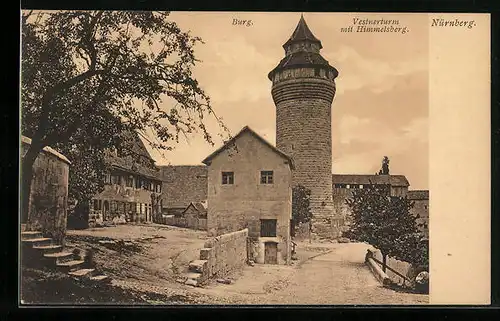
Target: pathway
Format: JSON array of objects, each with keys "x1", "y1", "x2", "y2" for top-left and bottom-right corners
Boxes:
[{"x1": 196, "y1": 242, "x2": 428, "y2": 305}]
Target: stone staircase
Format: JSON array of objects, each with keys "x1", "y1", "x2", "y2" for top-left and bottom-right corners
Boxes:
[
  {"x1": 183, "y1": 260, "x2": 208, "y2": 287},
  {"x1": 21, "y1": 230, "x2": 110, "y2": 284}
]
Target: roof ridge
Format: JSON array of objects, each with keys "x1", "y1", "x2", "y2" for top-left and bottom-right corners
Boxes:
[{"x1": 201, "y1": 126, "x2": 295, "y2": 169}]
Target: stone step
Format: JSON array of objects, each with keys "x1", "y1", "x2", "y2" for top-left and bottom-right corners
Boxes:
[
  {"x1": 44, "y1": 252, "x2": 75, "y2": 263},
  {"x1": 90, "y1": 275, "x2": 111, "y2": 283},
  {"x1": 21, "y1": 231, "x2": 43, "y2": 239},
  {"x1": 32, "y1": 244, "x2": 63, "y2": 254},
  {"x1": 68, "y1": 268, "x2": 96, "y2": 278},
  {"x1": 57, "y1": 260, "x2": 84, "y2": 271},
  {"x1": 22, "y1": 237, "x2": 52, "y2": 247},
  {"x1": 188, "y1": 259, "x2": 208, "y2": 274}
]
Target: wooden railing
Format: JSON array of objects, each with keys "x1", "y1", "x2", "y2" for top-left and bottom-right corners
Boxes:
[{"x1": 366, "y1": 251, "x2": 412, "y2": 286}]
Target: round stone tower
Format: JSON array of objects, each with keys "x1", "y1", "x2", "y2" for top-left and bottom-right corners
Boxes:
[{"x1": 268, "y1": 15, "x2": 339, "y2": 238}]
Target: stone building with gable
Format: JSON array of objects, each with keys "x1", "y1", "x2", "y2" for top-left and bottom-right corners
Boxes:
[{"x1": 202, "y1": 126, "x2": 293, "y2": 265}]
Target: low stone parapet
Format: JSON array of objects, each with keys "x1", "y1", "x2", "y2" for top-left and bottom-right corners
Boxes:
[{"x1": 185, "y1": 228, "x2": 248, "y2": 286}]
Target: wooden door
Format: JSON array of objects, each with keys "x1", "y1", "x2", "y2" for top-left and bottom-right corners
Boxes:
[{"x1": 264, "y1": 242, "x2": 278, "y2": 264}]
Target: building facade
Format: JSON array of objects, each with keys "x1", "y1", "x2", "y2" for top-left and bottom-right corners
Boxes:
[
  {"x1": 202, "y1": 126, "x2": 293, "y2": 265},
  {"x1": 269, "y1": 15, "x2": 339, "y2": 239},
  {"x1": 88, "y1": 131, "x2": 163, "y2": 226},
  {"x1": 408, "y1": 190, "x2": 429, "y2": 237}
]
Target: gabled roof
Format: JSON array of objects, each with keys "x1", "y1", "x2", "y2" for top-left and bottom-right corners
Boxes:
[
  {"x1": 119, "y1": 130, "x2": 155, "y2": 162},
  {"x1": 182, "y1": 202, "x2": 207, "y2": 214},
  {"x1": 201, "y1": 126, "x2": 295, "y2": 170},
  {"x1": 283, "y1": 14, "x2": 322, "y2": 49},
  {"x1": 332, "y1": 174, "x2": 410, "y2": 187},
  {"x1": 407, "y1": 190, "x2": 429, "y2": 200}
]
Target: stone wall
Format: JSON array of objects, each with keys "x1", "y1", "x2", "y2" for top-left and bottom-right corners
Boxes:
[
  {"x1": 21, "y1": 136, "x2": 70, "y2": 245},
  {"x1": 332, "y1": 187, "x2": 354, "y2": 237},
  {"x1": 408, "y1": 192, "x2": 429, "y2": 237},
  {"x1": 411, "y1": 199, "x2": 429, "y2": 236},
  {"x1": 196, "y1": 229, "x2": 248, "y2": 280}
]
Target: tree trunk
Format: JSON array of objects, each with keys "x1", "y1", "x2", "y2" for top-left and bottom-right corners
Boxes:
[
  {"x1": 21, "y1": 141, "x2": 44, "y2": 226},
  {"x1": 308, "y1": 221, "x2": 312, "y2": 244},
  {"x1": 382, "y1": 252, "x2": 388, "y2": 273}
]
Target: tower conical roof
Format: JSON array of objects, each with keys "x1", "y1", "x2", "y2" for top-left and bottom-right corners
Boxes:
[
  {"x1": 268, "y1": 14, "x2": 338, "y2": 81},
  {"x1": 283, "y1": 14, "x2": 322, "y2": 49}
]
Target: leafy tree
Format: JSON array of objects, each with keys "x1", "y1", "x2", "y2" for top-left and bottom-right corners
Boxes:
[
  {"x1": 343, "y1": 183, "x2": 426, "y2": 272},
  {"x1": 291, "y1": 185, "x2": 313, "y2": 238},
  {"x1": 20, "y1": 10, "x2": 229, "y2": 222}
]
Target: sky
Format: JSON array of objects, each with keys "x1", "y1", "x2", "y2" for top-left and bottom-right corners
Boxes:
[{"x1": 144, "y1": 12, "x2": 429, "y2": 190}]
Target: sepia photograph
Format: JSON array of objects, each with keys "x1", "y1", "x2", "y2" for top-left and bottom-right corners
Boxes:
[{"x1": 18, "y1": 10, "x2": 490, "y2": 306}]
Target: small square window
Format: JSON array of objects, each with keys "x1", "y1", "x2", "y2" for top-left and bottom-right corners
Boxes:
[
  {"x1": 260, "y1": 219, "x2": 277, "y2": 237},
  {"x1": 346, "y1": 184, "x2": 350, "y2": 189},
  {"x1": 359, "y1": 185, "x2": 363, "y2": 189},
  {"x1": 222, "y1": 172, "x2": 234, "y2": 185},
  {"x1": 260, "y1": 171, "x2": 274, "y2": 184}
]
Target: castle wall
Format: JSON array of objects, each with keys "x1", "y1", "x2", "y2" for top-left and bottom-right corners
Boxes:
[{"x1": 410, "y1": 198, "x2": 429, "y2": 237}]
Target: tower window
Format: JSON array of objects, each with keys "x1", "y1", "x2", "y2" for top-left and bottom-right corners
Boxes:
[
  {"x1": 315, "y1": 68, "x2": 320, "y2": 76},
  {"x1": 222, "y1": 171, "x2": 234, "y2": 185}
]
